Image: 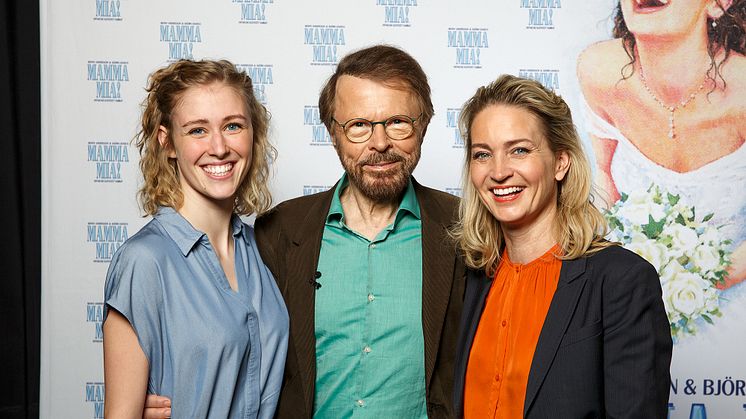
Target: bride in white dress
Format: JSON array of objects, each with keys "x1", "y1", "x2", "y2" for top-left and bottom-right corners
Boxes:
[
  {"x1": 577, "y1": 3, "x2": 746, "y2": 414},
  {"x1": 577, "y1": 0, "x2": 746, "y2": 290}
]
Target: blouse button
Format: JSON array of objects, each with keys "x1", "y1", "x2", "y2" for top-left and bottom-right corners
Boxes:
[{"x1": 501, "y1": 320, "x2": 507, "y2": 327}]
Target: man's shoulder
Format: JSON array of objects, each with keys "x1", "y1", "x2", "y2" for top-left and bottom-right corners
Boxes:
[
  {"x1": 255, "y1": 189, "x2": 332, "y2": 231},
  {"x1": 413, "y1": 180, "x2": 460, "y2": 219}
]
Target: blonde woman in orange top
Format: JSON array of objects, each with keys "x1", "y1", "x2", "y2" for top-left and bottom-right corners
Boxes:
[{"x1": 451, "y1": 75, "x2": 672, "y2": 418}]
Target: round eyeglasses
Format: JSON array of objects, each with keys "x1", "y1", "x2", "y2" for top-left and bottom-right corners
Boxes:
[{"x1": 332, "y1": 113, "x2": 423, "y2": 143}]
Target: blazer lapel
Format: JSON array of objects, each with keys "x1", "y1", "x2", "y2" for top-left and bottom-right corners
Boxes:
[
  {"x1": 284, "y1": 186, "x2": 336, "y2": 413},
  {"x1": 453, "y1": 270, "x2": 492, "y2": 415},
  {"x1": 524, "y1": 257, "x2": 588, "y2": 417},
  {"x1": 415, "y1": 181, "x2": 458, "y2": 387}
]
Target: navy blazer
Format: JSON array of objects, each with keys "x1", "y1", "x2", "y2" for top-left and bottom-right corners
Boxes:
[{"x1": 454, "y1": 245, "x2": 672, "y2": 418}]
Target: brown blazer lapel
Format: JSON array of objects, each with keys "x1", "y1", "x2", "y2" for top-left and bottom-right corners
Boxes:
[
  {"x1": 282, "y1": 186, "x2": 336, "y2": 414},
  {"x1": 415, "y1": 181, "x2": 459, "y2": 387},
  {"x1": 523, "y1": 257, "x2": 588, "y2": 417}
]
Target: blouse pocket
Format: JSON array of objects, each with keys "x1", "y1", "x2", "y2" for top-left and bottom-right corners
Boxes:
[{"x1": 559, "y1": 320, "x2": 602, "y2": 348}]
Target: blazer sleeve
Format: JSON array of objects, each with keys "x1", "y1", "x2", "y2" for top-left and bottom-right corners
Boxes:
[{"x1": 602, "y1": 257, "x2": 673, "y2": 418}]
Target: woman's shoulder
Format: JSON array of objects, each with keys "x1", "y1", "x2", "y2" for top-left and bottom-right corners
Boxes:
[
  {"x1": 108, "y1": 218, "x2": 177, "y2": 275},
  {"x1": 577, "y1": 39, "x2": 629, "y2": 92},
  {"x1": 583, "y1": 245, "x2": 658, "y2": 283},
  {"x1": 117, "y1": 219, "x2": 172, "y2": 256}
]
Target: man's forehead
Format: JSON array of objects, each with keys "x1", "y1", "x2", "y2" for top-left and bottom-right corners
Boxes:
[{"x1": 336, "y1": 74, "x2": 413, "y2": 94}]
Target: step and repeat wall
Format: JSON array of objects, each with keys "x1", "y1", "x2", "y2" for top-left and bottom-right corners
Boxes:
[{"x1": 41, "y1": 0, "x2": 746, "y2": 417}]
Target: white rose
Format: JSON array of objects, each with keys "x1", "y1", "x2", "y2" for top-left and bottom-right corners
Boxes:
[
  {"x1": 691, "y1": 244, "x2": 721, "y2": 274},
  {"x1": 617, "y1": 198, "x2": 667, "y2": 227},
  {"x1": 627, "y1": 236, "x2": 668, "y2": 272},
  {"x1": 662, "y1": 271, "x2": 710, "y2": 318},
  {"x1": 663, "y1": 224, "x2": 699, "y2": 257},
  {"x1": 660, "y1": 259, "x2": 687, "y2": 285},
  {"x1": 671, "y1": 202, "x2": 694, "y2": 222}
]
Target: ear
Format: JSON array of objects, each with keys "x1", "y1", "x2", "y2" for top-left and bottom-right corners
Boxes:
[
  {"x1": 158, "y1": 125, "x2": 176, "y2": 158},
  {"x1": 707, "y1": 0, "x2": 732, "y2": 20},
  {"x1": 554, "y1": 150, "x2": 571, "y2": 182}
]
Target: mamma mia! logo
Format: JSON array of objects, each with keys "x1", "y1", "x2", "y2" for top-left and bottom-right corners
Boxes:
[
  {"x1": 447, "y1": 28, "x2": 488, "y2": 68},
  {"x1": 160, "y1": 22, "x2": 202, "y2": 61},
  {"x1": 304, "y1": 105, "x2": 332, "y2": 146},
  {"x1": 87, "y1": 141, "x2": 130, "y2": 183},
  {"x1": 94, "y1": 0, "x2": 122, "y2": 21},
  {"x1": 376, "y1": 0, "x2": 418, "y2": 27},
  {"x1": 520, "y1": 0, "x2": 561, "y2": 29},
  {"x1": 85, "y1": 382, "x2": 105, "y2": 418},
  {"x1": 87, "y1": 222, "x2": 129, "y2": 262},
  {"x1": 518, "y1": 69, "x2": 560, "y2": 91},
  {"x1": 304, "y1": 25, "x2": 345, "y2": 66},
  {"x1": 87, "y1": 61, "x2": 129, "y2": 102},
  {"x1": 86, "y1": 302, "x2": 104, "y2": 343},
  {"x1": 446, "y1": 107, "x2": 463, "y2": 148},
  {"x1": 518, "y1": 69, "x2": 559, "y2": 91},
  {"x1": 233, "y1": 0, "x2": 274, "y2": 24},
  {"x1": 236, "y1": 64, "x2": 274, "y2": 105},
  {"x1": 303, "y1": 185, "x2": 332, "y2": 196}
]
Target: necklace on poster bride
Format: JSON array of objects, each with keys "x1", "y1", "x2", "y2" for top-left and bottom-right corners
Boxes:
[{"x1": 638, "y1": 65, "x2": 707, "y2": 140}]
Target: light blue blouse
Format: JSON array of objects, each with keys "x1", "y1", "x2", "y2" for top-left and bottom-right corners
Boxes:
[{"x1": 104, "y1": 207, "x2": 288, "y2": 418}]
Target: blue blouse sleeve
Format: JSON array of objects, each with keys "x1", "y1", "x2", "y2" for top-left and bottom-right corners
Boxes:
[{"x1": 104, "y1": 239, "x2": 165, "y2": 365}]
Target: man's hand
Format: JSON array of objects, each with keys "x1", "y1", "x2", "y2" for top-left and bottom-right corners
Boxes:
[{"x1": 142, "y1": 394, "x2": 171, "y2": 419}]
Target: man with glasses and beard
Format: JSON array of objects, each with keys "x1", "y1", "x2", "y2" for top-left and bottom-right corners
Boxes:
[{"x1": 143, "y1": 45, "x2": 464, "y2": 419}]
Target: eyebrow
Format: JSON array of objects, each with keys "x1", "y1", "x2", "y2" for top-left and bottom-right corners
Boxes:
[
  {"x1": 470, "y1": 138, "x2": 534, "y2": 149},
  {"x1": 181, "y1": 114, "x2": 248, "y2": 128}
]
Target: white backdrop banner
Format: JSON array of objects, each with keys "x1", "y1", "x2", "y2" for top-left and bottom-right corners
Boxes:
[{"x1": 41, "y1": 0, "x2": 746, "y2": 417}]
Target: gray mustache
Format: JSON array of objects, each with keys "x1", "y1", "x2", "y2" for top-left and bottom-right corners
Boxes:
[{"x1": 360, "y1": 152, "x2": 405, "y2": 165}]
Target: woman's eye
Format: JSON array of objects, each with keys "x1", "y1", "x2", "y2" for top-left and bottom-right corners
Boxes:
[
  {"x1": 512, "y1": 147, "x2": 529, "y2": 155},
  {"x1": 225, "y1": 122, "x2": 243, "y2": 132},
  {"x1": 472, "y1": 151, "x2": 490, "y2": 161},
  {"x1": 188, "y1": 127, "x2": 206, "y2": 136}
]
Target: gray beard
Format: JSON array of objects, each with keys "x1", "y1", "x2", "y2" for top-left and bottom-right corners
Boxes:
[{"x1": 340, "y1": 148, "x2": 420, "y2": 203}]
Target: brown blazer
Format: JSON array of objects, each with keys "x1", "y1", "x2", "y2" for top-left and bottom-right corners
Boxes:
[{"x1": 255, "y1": 178, "x2": 466, "y2": 419}]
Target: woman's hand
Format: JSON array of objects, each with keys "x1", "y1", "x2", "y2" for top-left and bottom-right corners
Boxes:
[{"x1": 143, "y1": 394, "x2": 172, "y2": 419}]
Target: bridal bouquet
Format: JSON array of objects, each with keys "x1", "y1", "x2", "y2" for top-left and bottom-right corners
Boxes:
[{"x1": 605, "y1": 184, "x2": 731, "y2": 339}]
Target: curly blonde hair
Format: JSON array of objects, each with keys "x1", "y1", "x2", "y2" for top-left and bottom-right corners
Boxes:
[
  {"x1": 135, "y1": 59, "x2": 275, "y2": 216},
  {"x1": 451, "y1": 74, "x2": 612, "y2": 275}
]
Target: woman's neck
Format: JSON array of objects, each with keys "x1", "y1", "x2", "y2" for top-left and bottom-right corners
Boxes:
[
  {"x1": 501, "y1": 210, "x2": 559, "y2": 265},
  {"x1": 635, "y1": 30, "x2": 712, "y2": 103},
  {"x1": 178, "y1": 192, "x2": 234, "y2": 252}
]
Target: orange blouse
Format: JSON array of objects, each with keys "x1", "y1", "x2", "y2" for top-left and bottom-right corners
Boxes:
[{"x1": 464, "y1": 245, "x2": 562, "y2": 419}]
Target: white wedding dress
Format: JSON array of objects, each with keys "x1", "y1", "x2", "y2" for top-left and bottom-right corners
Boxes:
[{"x1": 580, "y1": 94, "x2": 746, "y2": 346}]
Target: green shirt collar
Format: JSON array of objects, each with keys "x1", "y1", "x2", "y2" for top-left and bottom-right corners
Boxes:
[{"x1": 326, "y1": 173, "x2": 421, "y2": 226}]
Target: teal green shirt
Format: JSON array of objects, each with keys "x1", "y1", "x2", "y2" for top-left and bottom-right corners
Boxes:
[{"x1": 314, "y1": 175, "x2": 427, "y2": 418}]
